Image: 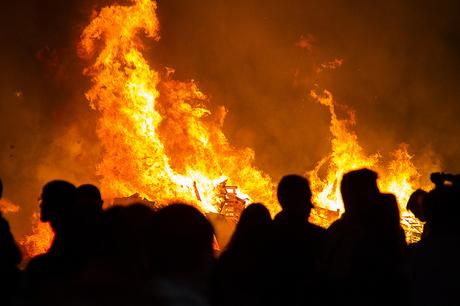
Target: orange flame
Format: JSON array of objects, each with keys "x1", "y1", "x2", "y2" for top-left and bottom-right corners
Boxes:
[
  {"x1": 309, "y1": 90, "x2": 380, "y2": 213},
  {"x1": 78, "y1": 0, "x2": 276, "y2": 214},
  {"x1": 18, "y1": 0, "x2": 432, "y2": 258},
  {"x1": 308, "y1": 90, "x2": 426, "y2": 238},
  {"x1": 0, "y1": 198, "x2": 20, "y2": 214},
  {"x1": 0, "y1": 199, "x2": 53, "y2": 260},
  {"x1": 20, "y1": 213, "x2": 53, "y2": 259},
  {"x1": 379, "y1": 145, "x2": 421, "y2": 208}
]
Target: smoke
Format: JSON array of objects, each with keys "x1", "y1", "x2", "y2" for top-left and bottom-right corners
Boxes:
[
  {"x1": 1, "y1": 0, "x2": 460, "y2": 236},
  {"x1": 0, "y1": 0, "x2": 101, "y2": 236},
  {"x1": 152, "y1": 0, "x2": 460, "y2": 177}
]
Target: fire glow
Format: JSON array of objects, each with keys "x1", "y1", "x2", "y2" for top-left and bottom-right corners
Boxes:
[
  {"x1": 78, "y1": 0, "x2": 275, "y2": 215},
  {"x1": 309, "y1": 90, "x2": 422, "y2": 214},
  {"x1": 22, "y1": 0, "x2": 431, "y2": 257}
]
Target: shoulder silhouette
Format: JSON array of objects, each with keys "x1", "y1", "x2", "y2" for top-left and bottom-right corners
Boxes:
[
  {"x1": 146, "y1": 203, "x2": 214, "y2": 306},
  {"x1": 267, "y1": 174, "x2": 326, "y2": 306},
  {"x1": 24, "y1": 180, "x2": 80, "y2": 304},
  {"x1": 322, "y1": 168, "x2": 406, "y2": 306},
  {"x1": 406, "y1": 173, "x2": 460, "y2": 306},
  {"x1": 210, "y1": 203, "x2": 273, "y2": 306},
  {"x1": 0, "y1": 178, "x2": 23, "y2": 306}
]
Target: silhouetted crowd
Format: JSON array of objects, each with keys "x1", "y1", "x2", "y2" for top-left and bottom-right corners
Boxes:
[{"x1": 0, "y1": 169, "x2": 459, "y2": 306}]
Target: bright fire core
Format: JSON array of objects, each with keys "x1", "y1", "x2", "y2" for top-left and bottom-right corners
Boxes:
[
  {"x1": 22, "y1": 0, "x2": 434, "y2": 257},
  {"x1": 78, "y1": 0, "x2": 276, "y2": 214}
]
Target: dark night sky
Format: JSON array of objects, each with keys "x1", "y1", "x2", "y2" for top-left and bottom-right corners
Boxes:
[{"x1": 1, "y1": 0, "x2": 460, "y2": 236}]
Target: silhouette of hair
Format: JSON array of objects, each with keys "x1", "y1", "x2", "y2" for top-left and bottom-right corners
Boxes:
[
  {"x1": 406, "y1": 189, "x2": 428, "y2": 222},
  {"x1": 340, "y1": 168, "x2": 379, "y2": 215},
  {"x1": 76, "y1": 184, "x2": 104, "y2": 216},
  {"x1": 210, "y1": 203, "x2": 273, "y2": 306},
  {"x1": 150, "y1": 203, "x2": 214, "y2": 275},
  {"x1": 0, "y1": 178, "x2": 22, "y2": 267},
  {"x1": 226, "y1": 203, "x2": 271, "y2": 250},
  {"x1": 103, "y1": 203, "x2": 154, "y2": 242},
  {"x1": 277, "y1": 174, "x2": 313, "y2": 212},
  {"x1": 424, "y1": 185, "x2": 460, "y2": 234},
  {"x1": 40, "y1": 180, "x2": 76, "y2": 224},
  {"x1": 77, "y1": 184, "x2": 103, "y2": 205}
]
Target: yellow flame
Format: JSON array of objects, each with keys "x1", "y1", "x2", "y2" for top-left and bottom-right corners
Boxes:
[
  {"x1": 21, "y1": 0, "x2": 430, "y2": 257},
  {"x1": 308, "y1": 90, "x2": 379, "y2": 213},
  {"x1": 379, "y1": 145, "x2": 420, "y2": 208},
  {"x1": 308, "y1": 90, "x2": 425, "y2": 237},
  {"x1": 78, "y1": 0, "x2": 276, "y2": 214},
  {"x1": 20, "y1": 213, "x2": 53, "y2": 259}
]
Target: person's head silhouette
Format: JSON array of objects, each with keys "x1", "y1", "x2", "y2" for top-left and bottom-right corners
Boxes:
[
  {"x1": 228, "y1": 203, "x2": 271, "y2": 249},
  {"x1": 277, "y1": 174, "x2": 313, "y2": 217},
  {"x1": 40, "y1": 180, "x2": 76, "y2": 232},
  {"x1": 76, "y1": 184, "x2": 104, "y2": 216},
  {"x1": 424, "y1": 184, "x2": 460, "y2": 235},
  {"x1": 341, "y1": 168, "x2": 379, "y2": 217},
  {"x1": 407, "y1": 189, "x2": 428, "y2": 222},
  {"x1": 236, "y1": 203, "x2": 271, "y2": 231},
  {"x1": 151, "y1": 203, "x2": 214, "y2": 276}
]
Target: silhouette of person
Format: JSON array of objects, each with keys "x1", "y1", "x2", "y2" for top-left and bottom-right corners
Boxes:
[
  {"x1": 74, "y1": 203, "x2": 156, "y2": 306},
  {"x1": 267, "y1": 174, "x2": 326, "y2": 306},
  {"x1": 223, "y1": 203, "x2": 272, "y2": 251},
  {"x1": 407, "y1": 189, "x2": 428, "y2": 223},
  {"x1": 406, "y1": 182, "x2": 460, "y2": 306},
  {"x1": 322, "y1": 169, "x2": 406, "y2": 306},
  {"x1": 101, "y1": 203, "x2": 154, "y2": 280},
  {"x1": 210, "y1": 203, "x2": 273, "y2": 306},
  {"x1": 406, "y1": 189, "x2": 430, "y2": 240},
  {"x1": 64, "y1": 183, "x2": 106, "y2": 300},
  {"x1": 38, "y1": 180, "x2": 77, "y2": 244},
  {"x1": 0, "y1": 214, "x2": 21, "y2": 268},
  {"x1": 73, "y1": 184, "x2": 104, "y2": 259},
  {"x1": 0, "y1": 178, "x2": 23, "y2": 306},
  {"x1": 24, "y1": 180, "x2": 79, "y2": 305},
  {"x1": 76, "y1": 184, "x2": 103, "y2": 217},
  {"x1": 146, "y1": 203, "x2": 215, "y2": 306}
]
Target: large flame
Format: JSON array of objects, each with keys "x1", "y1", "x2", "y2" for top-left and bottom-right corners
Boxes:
[
  {"x1": 78, "y1": 0, "x2": 276, "y2": 214},
  {"x1": 20, "y1": 0, "x2": 432, "y2": 257},
  {"x1": 308, "y1": 90, "x2": 426, "y2": 238},
  {"x1": 308, "y1": 90, "x2": 421, "y2": 212},
  {"x1": 308, "y1": 90, "x2": 380, "y2": 213}
]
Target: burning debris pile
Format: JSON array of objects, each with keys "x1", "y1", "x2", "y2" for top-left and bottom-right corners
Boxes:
[
  {"x1": 214, "y1": 181, "x2": 248, "y2": 221},
  {"x1": 78, "y1": 0, "x2": 276, "y2": 216},
  {"x1": 112, "y1": 179, "x2": 249, "y2": 223},
  {"x1": 19, "y1": 0, "x2": 438, "y2": 256},
  {"x1": 307, "y1": 90, "x2": 429, "y2": 240}
]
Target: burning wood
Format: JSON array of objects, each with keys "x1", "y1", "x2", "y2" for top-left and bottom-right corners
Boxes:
[
  {"x1": 78, "y1": 0, "x2": 276, "y2": 217},
  {"x1": 307, "y1": 90, "x2": 437, "y2": 240},
  {"x1": 18, "y1": 0, "x2": 439, "y2": 258}
]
